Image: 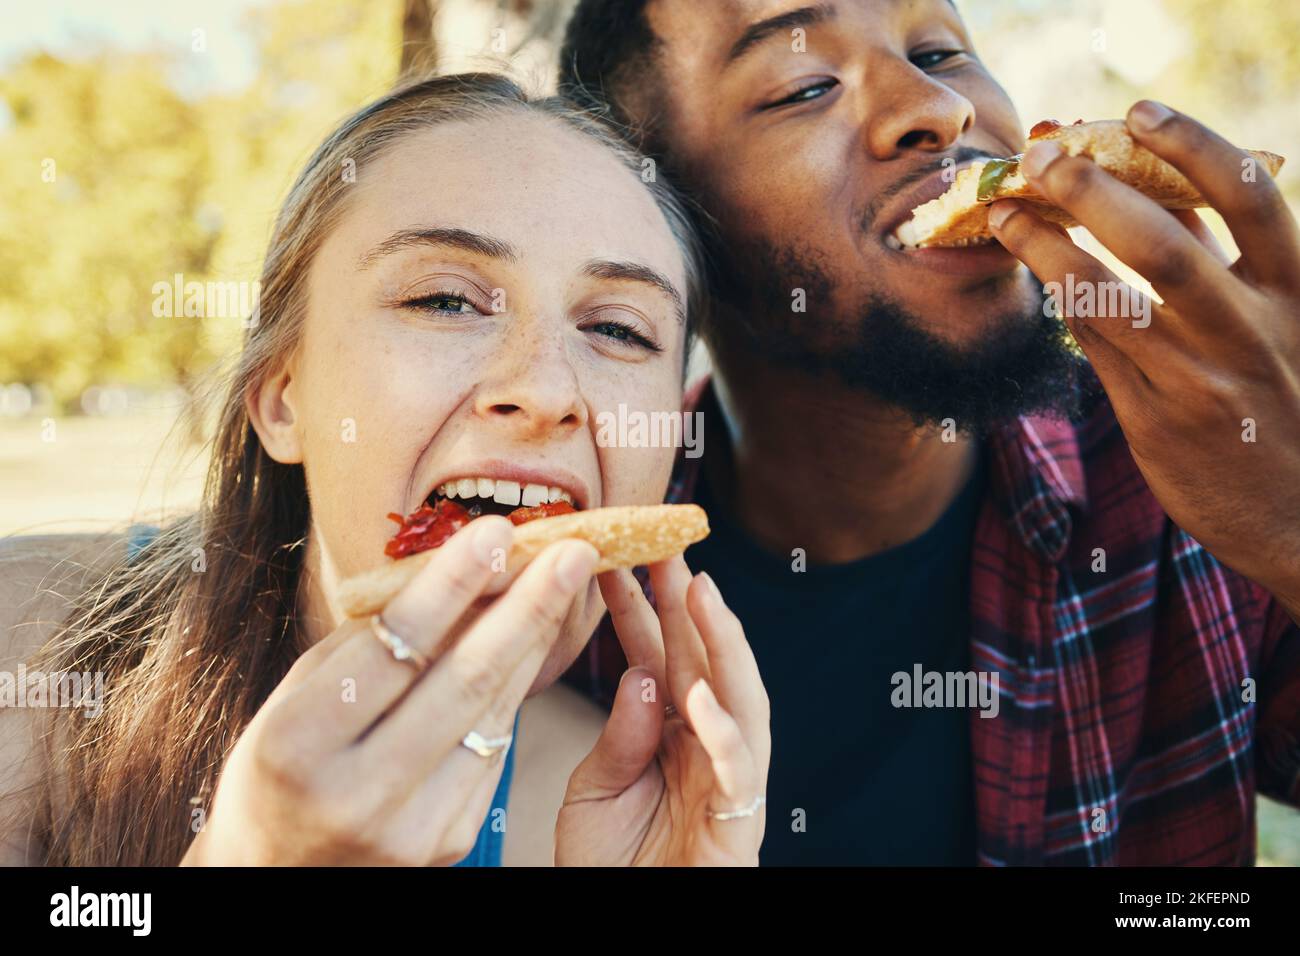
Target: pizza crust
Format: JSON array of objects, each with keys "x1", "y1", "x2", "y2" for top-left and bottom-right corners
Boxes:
[
  {"x1": 897, "y1": 120, "x2": 1285, "y2": 248},
  {"x1": 337, "y1": 503, "x2": 710, "y2": 618}
]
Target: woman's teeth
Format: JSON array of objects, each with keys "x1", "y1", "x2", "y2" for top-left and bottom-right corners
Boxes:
[{"x1": 437, "y1": 477, "x2": 574, "y2": 508}]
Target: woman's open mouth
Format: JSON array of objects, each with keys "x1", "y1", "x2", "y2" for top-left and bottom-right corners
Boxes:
[
  {"x1": 384, "y1": 475, "x2": 584, "y2": 559},
  {"x1": 429, "y1": 476, "x2": 577, "y2": 517}
]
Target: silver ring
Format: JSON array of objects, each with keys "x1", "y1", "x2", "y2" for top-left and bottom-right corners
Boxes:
[
  {"x1": 461, "y1": 730, "x2": 513, "y2": 759},
  {"x1": 707, "y1": 796, "x2": 766, "y2": 821},
  {"x1": 369, "y1": 614, "x2": 430, "y2": 671}
]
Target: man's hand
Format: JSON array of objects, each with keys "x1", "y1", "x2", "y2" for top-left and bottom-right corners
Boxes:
[{"x1": 988, "y1": 101, "x2": 1300, "y2": 618}]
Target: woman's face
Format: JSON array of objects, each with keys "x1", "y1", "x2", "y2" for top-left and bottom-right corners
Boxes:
[{"x1": 268, "y1": 112, "x2": 690, "y2": 691}]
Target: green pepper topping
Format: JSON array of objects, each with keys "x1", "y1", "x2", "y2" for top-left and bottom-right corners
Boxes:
[{"x1": 976, "y1": 157, "x2": 1020, "y2": 203}]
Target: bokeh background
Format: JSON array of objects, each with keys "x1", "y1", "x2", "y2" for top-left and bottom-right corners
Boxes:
[{"x1": 1, "y1": 0, "x2": 1297, "y2": 864}]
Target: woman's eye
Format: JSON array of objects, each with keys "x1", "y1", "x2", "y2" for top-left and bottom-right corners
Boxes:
[
  {"x1": 402, "y1": 291, "x2": 479, "y2": 315},
  {"x1": 911, "y1": 49, "x2": 965, "y2": 70},
  {"x1": 587, "y1": 319, "x2": 662, "y2": 352},
  {"x1": 763, "y1": 79, "x2": 838, "y2": 110}
]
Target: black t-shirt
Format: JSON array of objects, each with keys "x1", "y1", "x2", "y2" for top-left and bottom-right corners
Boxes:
[{"x1": 686, "y1": 451, "x2": 986, "y2": 865}]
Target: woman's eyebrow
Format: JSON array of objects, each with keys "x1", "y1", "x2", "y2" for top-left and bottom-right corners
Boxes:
[
  {"x1": 357, "y1": 227, "x2": 519, "y2": 270},
  {"x1": 583, "y1": 259, "x2": 686, "y2": 325}
]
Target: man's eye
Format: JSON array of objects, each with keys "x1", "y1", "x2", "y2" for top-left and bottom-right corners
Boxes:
[
  {"x1": 403, "y1": 292, "x2": 478, "y2": 315},
  {"x1": 763, "y1": 79, "x2": 838, "y2": 110},
  {"x1": 911, "y1": 49, "x2": 964, "y2": 70}
]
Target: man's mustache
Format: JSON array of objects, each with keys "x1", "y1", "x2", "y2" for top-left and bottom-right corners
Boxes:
[{"x1": 859, "y1": 147, "x2": 1001, "y2": 235}]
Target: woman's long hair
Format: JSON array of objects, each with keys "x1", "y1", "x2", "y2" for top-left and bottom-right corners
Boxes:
[{"x1": 27, "y1": 73, "x2": 705, "y2": 866}]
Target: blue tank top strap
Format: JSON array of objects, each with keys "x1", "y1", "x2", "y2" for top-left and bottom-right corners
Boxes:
[
  {"x1": 125, "y1": 523, "x2": 161, "y2": 562},
  {"x1": 453, "y1": 708, "x2": 521, "y2": 867}
]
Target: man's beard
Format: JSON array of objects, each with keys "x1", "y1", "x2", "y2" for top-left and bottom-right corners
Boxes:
[{"x1": 707, "y1": 238, "x2": 1097, "y2": 436}]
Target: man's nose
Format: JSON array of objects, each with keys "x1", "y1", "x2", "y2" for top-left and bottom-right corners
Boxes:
[
  {"x1": 856, "y1": 56, "x2": 976, "y2": 160},
  {"x1": 472, "y1": 323, "x2": 587, "y2": 439}
]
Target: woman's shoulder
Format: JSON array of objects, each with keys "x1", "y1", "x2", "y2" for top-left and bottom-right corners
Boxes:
[
  {"x1": 0, "y1": 532, "x2": 129, "y2": 865},
  {"x1": 0, "y1": 534, "x2": 119, "y2": 864},
  {"x1": 0, "y1": 532, "x2": 130, "y2": 643}
]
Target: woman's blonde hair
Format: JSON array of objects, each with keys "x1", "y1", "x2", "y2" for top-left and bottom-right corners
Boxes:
[{"x1": 27, "y1": 72, "x2": 705, "y2": 865}]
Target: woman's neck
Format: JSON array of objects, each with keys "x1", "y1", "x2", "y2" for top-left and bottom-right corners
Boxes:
[{"x1": 296, "y1": 533, "x2": 342, "y2": 647}]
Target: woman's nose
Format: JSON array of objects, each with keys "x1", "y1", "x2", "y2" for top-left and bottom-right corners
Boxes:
[{"x1": 473, "y1": 328, "x2": 587, "y2": 439}]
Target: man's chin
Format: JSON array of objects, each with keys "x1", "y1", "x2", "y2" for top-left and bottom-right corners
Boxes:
[
  {"x1": 752, "y1": 283, "x2": 1091, "y2": 435},
  {"x1": 709, "y1": 234, "x2": 1093, "y2": 434},
  {"x1": 844, "y1": 290, "x2": 1091, "y2": 435},
  {"x1": 880, "y1": 264, "x2": 1044, "y2": 351}
]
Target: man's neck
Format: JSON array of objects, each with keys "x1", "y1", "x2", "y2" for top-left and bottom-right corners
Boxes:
[{"x1": 704, "y1": 345, "x2": 979, "y2": 565}]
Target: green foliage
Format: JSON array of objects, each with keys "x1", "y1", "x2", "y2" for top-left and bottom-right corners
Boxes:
[{"x1": 0, "y1": 0, "x2": 403, "y2": 411}]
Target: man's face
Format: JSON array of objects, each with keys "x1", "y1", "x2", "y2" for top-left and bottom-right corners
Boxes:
[{"x1": 638, "y1": 0, "x2": 1084, "y2": 428}]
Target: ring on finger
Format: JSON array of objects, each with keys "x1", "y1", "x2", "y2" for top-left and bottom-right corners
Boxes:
[
  {"x1": 461, "y1": 729, "x2": 514, "y2": 759},
  {"x1": 707, "y1": 795, "x2": 766, "y2": 821},
  {"x1": 369, "y1": 613, "x2": 430, "y2": 672}
]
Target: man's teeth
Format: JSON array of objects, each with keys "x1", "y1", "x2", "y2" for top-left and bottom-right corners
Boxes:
[
  {"x1": 885, "y1": 231, "x2": 905, "y2": 251},
  {"x1": 438, "y1": 477, "x2": 574, "y2": 507}
]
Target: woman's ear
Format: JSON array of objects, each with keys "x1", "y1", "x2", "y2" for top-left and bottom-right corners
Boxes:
[{"x1": 245, "y1": 367, "x2": 304, "y2": 464}]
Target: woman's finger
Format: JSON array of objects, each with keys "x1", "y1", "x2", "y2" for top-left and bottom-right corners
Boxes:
[
  {"x1": 648, "y1": 556, "x2": 711, "y2": 724},
  {"x1": 686, "y1": 572, "x2": 770, "y2": 772},
  {"x1": 597, "y1": 569, "x2": 667, "y2": 701},
  {"x1": 564, "y1": 666, "x2": 664, "y2": 801},
  {"x1": 684, "y1": 678, "x2": 764, "y2": 863},
  {"x1": 393, "y1": 724, "x2": 515, "y2": 866},
  {"x1": 273, "y1": 516, "x2": 516, "y2": 756},
  {"x1": 357, "y1": 539, "x2": 598, "y2": 796}
]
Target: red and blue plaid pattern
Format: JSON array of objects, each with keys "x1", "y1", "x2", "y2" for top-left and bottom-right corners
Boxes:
[{"x1": 562, "y1": 375, "x2": 1300, "y2": 865}]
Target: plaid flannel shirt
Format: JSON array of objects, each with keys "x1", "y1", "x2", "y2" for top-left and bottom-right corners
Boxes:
[{"x1": 562, "y1": 375, "x2": 1300, "y2": 865}]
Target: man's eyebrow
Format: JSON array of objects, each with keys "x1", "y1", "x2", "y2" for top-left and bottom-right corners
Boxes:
[
  {"x1": 357, "y1": 227, "x2": 519, "y2": 270},
  {"x1": 725, "y1": 3, "x2": 836, "y2": 68},
  {"x1": 583, "y1": 259, "x2": 686, "y2": 324}
]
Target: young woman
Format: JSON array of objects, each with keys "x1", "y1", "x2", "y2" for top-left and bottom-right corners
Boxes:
[{"x1": 0, "y1": 73, "x2": 769, "y2": 866}]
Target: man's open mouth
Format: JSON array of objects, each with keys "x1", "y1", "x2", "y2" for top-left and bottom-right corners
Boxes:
[{"x1": 427, "y1": 476, "x2": 579, "y2": 518}]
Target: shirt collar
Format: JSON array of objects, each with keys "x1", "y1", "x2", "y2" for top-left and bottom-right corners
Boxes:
[{"x1": 672, "y1": 375, "x2": 1088, "y2": 564}]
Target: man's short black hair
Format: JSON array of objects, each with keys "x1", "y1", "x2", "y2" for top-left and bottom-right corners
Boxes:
[{"x1": 558, "y1": 0, "x2": 660, "y2": 125}]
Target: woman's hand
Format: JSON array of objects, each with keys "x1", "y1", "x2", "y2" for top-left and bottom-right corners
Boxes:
[
  {"x1": 180, "y1": 516, "x2": 598, "y2": 866},
  {"x1": 556, "y1": 558, "x2": 770, "y2": 866}
]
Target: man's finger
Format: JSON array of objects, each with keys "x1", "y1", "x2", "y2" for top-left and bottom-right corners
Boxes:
[
  {"x1": 1124, "y1": 100, "x2": 1299, "y2": 287},
  {"x1": 989, "y1": 200, "x2": 1164, "y2": 389},
  {"x1": 1170, "y1": 209, "x2": 1233, "y2": 267},
  {"x1": 1013, "y1": 141, "x2": 1237, "y2": 318}
]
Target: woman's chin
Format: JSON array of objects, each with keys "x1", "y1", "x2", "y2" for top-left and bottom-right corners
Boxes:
[{"x1": 528, "y1": 589, "x2": 605, "y2": 698}]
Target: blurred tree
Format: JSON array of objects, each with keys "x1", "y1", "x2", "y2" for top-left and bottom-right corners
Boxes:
[
  {"x1": 400, "y1": 0, "x2": 439, "y2": 81},
  {"x1": 0, "y1": 52, "x2": 214, "y2": 421},
  {"x1": 0, "y1": 0, "x2": 407, "y2": 426}
]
